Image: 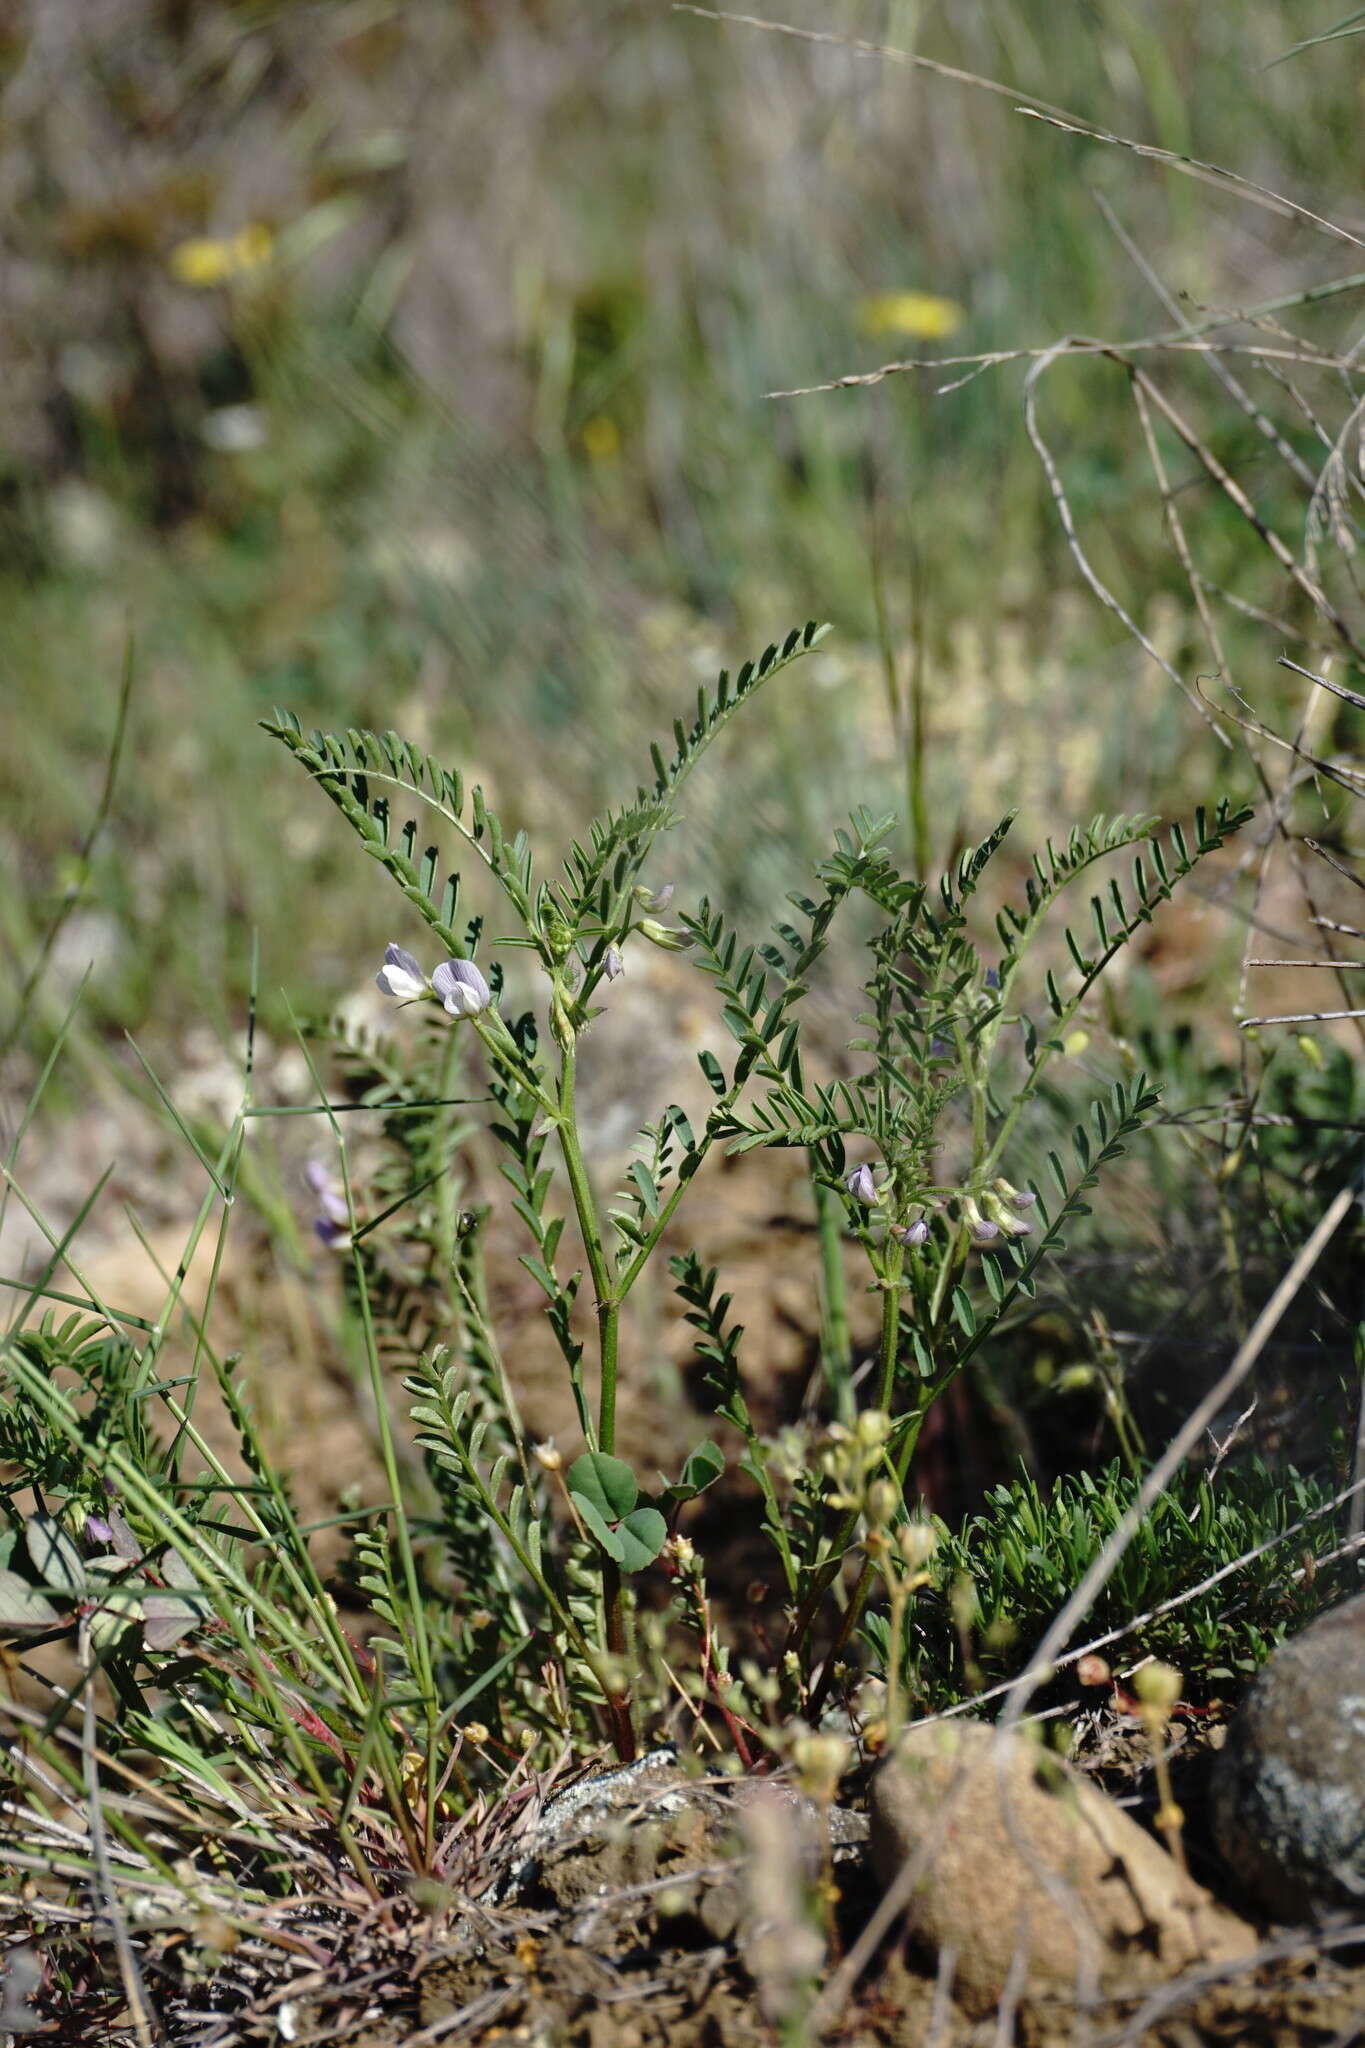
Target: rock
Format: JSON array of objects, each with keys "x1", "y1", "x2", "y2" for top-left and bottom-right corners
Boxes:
[
  {"x1": 1210, "y1": 1590, "x2": 1365, "y2": 1922},
  {"x1": 869, "y1": 1718, "x2": 1254, "y2": 2017}
]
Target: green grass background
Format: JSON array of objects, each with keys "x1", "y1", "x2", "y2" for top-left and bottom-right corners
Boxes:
[{"x1": 2, "y1": 0, "x2": 1362, "y2": 1056}]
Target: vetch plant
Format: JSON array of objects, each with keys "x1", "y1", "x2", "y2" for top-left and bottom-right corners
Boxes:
[{"x1": 261, "y1": 623, "x2": 1250, "y2": 1760}]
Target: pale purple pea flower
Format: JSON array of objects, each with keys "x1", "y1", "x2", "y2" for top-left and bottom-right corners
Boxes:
[
  {"x1": 431, "y1": 957, "x2": 492, "y2": 1019},
  {"x1": 305, "y1": 1160, "x2": 350, "y2": 1249},
  {"x1": 376, "y1": 943, "x2": 427, "y2": 1001},
  {"x1": 86, "y1": 1503, "x2": 142, "y2": 1559},
  {"x1": 961, "y1": 1196, "x2": 999, "y2": 1245},
  {"x1": 604, "y1": 947, "x2": 624, "y2": 980},
  {"x1": 639, "y1": 917, "x2": 693, "y2": 952},
  {"x1": 844, "y1": 1163, "x2": 878, "y2": 1207},
  {"x1": 984, "y1": 967, "x2": 1001, "y2": 990},
  {"x1": 989, "y1": 1178, "x2": 1037, "y2": 1225},
  {"x1": 635, "y1": 882, "x2": 674, "y2": 913},
  {"x1": 893, "y1": 1216, "x2": 930, "y2": 1247}
]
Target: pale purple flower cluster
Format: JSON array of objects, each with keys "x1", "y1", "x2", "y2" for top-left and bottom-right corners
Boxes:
[{"x1": 845, "y1": 1161, "x2": 933, "y2": 1248}]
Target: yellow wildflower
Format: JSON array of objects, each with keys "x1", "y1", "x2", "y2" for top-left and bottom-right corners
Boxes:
[
  {"x1": 856, "y1": 290, "x2": 964, "y2": 342},
  {"x1": 581, "y1": 414, "x2": 621, "y2": 461},
  {"x1": 168, "y1": 222, "x2": 274, "y2": 288}
]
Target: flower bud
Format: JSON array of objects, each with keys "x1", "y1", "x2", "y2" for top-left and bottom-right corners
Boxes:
[
  {"x1": 549, "y1": 983, "x2": 577, "y2": 1047},
  {"x1": 544, "y1": 915, "x2": 575, "y2": 961},
  {"x1": 897, "y1": 1520, "x2": 939, "y2": 1571},
  {"x1": 634, "y1": 882, "x2": 675, "y2": 913},
  {"x1": 604, "y1": 947, "x2": 624, "y2": 980},
  {"x1": 892, "y1": 1215, "x2": 930, "y2": 1246},
  {"x1": 1133, "y1": 1660, "x2": 1182, "y2": 1710},
  {"x1": 844, "y1": 1163, "x2": 878, "y2": 1206},
  {"x1": 866, "y1": 1478, "x2": 901, "y2": 1527},
  {"x1": 532, "y1": 1441, "x2": 563, "y2": 1473},
  {"x1": 855, "y1": 1408, "x2": 892, "y2": 1450},
  {"x1": 638, "y1": 917, "x2": 693, "y2": 952},
  {"x1": 791, "y1": 1731, "x2": 850, "y2": 1801},
  {"x1": 981, "y1": 1191, "x2": 1031, "y2": 1238}
]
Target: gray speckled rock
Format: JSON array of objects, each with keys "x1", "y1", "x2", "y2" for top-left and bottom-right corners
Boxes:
[{"x1": 1211, "y1": 1590, "x2": 1365, "y2": 1921}]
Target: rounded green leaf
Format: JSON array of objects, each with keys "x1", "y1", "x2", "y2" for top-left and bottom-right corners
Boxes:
[
  {"x1": 567, "y1": 1452, "x2": 639, "y2": 1521},
  {"x1": 143, "y1": 1591, "x2": 206, "y2": 1651},
  {"x1": 664, "y1": 1440, "x2": 725, "y2": 1505},
  {"x1": 616, "y1": 1507, "x2": 667, "y2": 1575},
  {"x1": 24, "y1": 1514, "x2": 83, "y2": 1595},
  {"x1": 0, "y1": 1568, "x2": 62, "y2": 1634},
  {"x1": 571, "y1": 1491, "x2": 626, "y2": 1563}
]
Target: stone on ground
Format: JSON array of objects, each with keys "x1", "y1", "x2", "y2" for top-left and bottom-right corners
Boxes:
[
  {"x1": 1211, "y1": 1589, "x2": 1365, "y2": 1922},
  {"x1": 869, "y1": 1718, "x2": 1254, "y2": 2016}
]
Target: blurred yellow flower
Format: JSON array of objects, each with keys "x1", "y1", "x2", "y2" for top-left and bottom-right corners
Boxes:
[
  {"x1": 581, "y1": 414, "x2": 621, "y2": 461},
  {"x1": 856, "y1": 290, "x2": 964, "y2": 341},
  {"x1": 168, "y1": 223, "x2": 275, "y2": 288}
]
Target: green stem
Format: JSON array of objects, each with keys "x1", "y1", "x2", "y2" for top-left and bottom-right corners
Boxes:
[
  {"x1": 551, "y1": 1037, "x2": 633, "y2": 1754},
  {"x1": 787, "y1": 1247, "x2": 905, "y2": 1661},
  {"x1": 554, "y1": 1044, "x2": 617, "y2": 1441},
  {"x1": 347, "y1": 1250, "x2": 439, "y2": 1862},
  {"x1": 813, "y1": 1166, "x2": 853, "y2": 1423},
  {"x1": 874, "y1": 1242, "x2": 905, "y2": 1412}
]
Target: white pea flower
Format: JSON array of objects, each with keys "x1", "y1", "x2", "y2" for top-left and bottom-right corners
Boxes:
[
  {"x1": 375, "y1": 943, "x2": 427, "y2": 1002},
  {"x1": 431, "y1": 957, "x2": 492, "y2": 1019}
]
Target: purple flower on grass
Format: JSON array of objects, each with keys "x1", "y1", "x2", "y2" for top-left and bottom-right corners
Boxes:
[
  {"x1": 305, "y1": 1159, "x2": 350, "y2": 1249},
  {"x1": 375, "y1": 943, "x2": 427, "y2": 1001},
  {"x1": 85, "y1": 1515, "x2": 115, "y2": 1546},
  {"x1": 431, "y1": 958, "x2": 492, "y2": 1019},
  {"x1": 844, "y1": 1163, "x2": 878, "y2": 1207},
  {"x1": 984, "y1": 967, "x2": 1001, "y2": 990}
]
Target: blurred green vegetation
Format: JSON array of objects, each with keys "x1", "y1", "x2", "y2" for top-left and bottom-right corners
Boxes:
[{"x1": 2, "y1": 0, "x2": 1363, "y2": 1065}]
